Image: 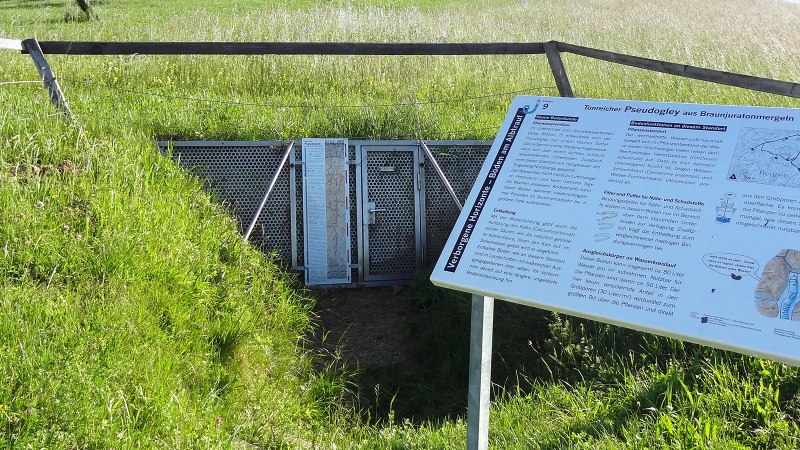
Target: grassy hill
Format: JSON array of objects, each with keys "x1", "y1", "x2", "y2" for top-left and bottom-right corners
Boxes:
[{"x1": 3, "y1": 0, "x2": 800, "y2": 448}]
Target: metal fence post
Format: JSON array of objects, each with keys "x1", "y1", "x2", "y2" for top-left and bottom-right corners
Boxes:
[
  {"x1": 243, "y1": 141, "x2": 294, "y2": 243},
  {"x1": 419, "y1": 140, "x2": 463, "y2": 211},
  {"x1": 22, "y1": 38, "x2": 73, "y2": 120}
]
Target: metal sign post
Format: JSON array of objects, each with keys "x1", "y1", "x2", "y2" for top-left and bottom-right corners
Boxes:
[{"x1": 467, "y1": 294, "x2": 494, "y2": 450}]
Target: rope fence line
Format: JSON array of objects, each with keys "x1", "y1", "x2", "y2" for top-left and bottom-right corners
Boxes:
[
  {"x1": 342, "y1": 126, "x2": 503, "y2": 142},
  {"x1": 49, "y1": 75, "x2": 543, "y2": 139},
  {"x1": 1, "y1": 111, "x2": 69, "y2": 124},
  {"x1": 21, "y1": 73, "x2": 509, "y2": 139},
  {"x1": 0, "y1": 38, "x2": 23, "y2": 51}
]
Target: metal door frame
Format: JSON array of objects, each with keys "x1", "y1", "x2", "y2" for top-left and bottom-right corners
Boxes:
[{"x1": 355, "y1": 142, "x2": 424, "y2": 284}]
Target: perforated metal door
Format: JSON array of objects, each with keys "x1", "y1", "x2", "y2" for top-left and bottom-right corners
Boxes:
[{"x1": 361, "y1": 145, "x2": 422, "y2": 282}]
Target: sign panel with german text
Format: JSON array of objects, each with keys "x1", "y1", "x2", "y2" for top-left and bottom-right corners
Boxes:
[{"x1": 431, "y1": 96, "x2": 800, "y2": 366}]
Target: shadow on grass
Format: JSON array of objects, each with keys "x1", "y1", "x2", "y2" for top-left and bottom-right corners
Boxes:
[
  {"x1": 330, "y1": 272, "x2": 735, "y2": 427},
  {"x1": 312, "y1": 268, "x2": 800, "y2": 446}
]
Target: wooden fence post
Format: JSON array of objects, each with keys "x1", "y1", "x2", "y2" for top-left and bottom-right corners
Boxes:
[
  {"x1": 544, "y1": 41, "x2": 574, "y2": 98},
  {"x1": 22, "y1": 38, "x2": 73, "y2": 121}
]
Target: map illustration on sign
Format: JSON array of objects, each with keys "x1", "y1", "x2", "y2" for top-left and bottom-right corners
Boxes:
[
  {"x1": 727, "y1": 127, "x2": 800, "y2": 188},
  {"x1": 755, "y1": 249, "x2": 800, "y2": 321}
]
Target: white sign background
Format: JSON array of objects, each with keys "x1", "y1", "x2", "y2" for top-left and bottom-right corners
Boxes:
[{"x1": 431, "y1": 96, "x2": 800, "y2": 366}]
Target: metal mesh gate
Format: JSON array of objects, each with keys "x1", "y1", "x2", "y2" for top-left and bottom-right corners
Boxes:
[
  {"x1": 159, "y1": 139, "x2": 491, "y2": 284},
  {"x1": 361, "y1": 147, "x2": 420, "y2": 280}
]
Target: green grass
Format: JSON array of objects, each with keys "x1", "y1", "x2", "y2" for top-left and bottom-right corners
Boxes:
[
  {"x1": 0, "y1": 123, "x2": 341, "y2": 447},
  {"x1": 3, "y1": 0, "x2": 800, "y2": 448}
]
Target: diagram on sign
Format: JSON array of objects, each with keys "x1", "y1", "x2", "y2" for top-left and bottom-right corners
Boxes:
[
  {"x1": 325, "y1": 144, "x2": 350, "y2": 280},
  {"x1": 755, "y1": 249, "x2": 800, "y2": 321},
  {"x1": 594, "y1": 210, "x2": 617, "y2": 242},
  {"x1": 302, "y1": 138, "x2": 351, "y2": 285},
  {"x1": 727, "y1": 127, "x2": 800, "y2": 188},
  {"x1": 714, "y1": 192, "x2": 737, "y2": 223}
]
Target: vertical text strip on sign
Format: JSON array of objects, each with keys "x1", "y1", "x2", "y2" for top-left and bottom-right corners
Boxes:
[{"x1": 303, "y1": 138, "x2": 352, "y2": 285}]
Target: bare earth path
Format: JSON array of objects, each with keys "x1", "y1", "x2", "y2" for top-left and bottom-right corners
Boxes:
[{"x1": 311, "y1": 286, "x2": 423, "y2": 372}]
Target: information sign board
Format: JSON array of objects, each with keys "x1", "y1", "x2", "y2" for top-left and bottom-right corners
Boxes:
[
  {"x1": 302, "y1": 138, "x2": 351, "y2": 285},
  {"x1": 431, "y1": 96, "x2": 800, "y2": 365}
]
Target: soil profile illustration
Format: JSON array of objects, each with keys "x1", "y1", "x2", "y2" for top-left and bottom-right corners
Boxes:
[{"x1": 755, "y1": 249, "x2": 800, "y2": 320}]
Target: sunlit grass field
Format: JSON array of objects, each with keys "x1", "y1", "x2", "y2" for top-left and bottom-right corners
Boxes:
[{"x1": 3, "y1": 0, "x2": 800, "y2": 448}]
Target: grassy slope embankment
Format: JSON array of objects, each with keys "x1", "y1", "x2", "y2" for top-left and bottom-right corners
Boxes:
[{"x1": 2, "y1": 0, "x2": 800, "y2": 448}]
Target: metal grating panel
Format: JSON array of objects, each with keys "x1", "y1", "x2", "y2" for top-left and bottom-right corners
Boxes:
[
  {"x1": 348, "y1": 145, "x2": 358, "y2": 266},
  {"x1": 424, "y1": 144, "x2": 491, "y2": 263},
  {"x1": 365, "y1": 151, "x2": 418, "y2": 276},
  {"x1": 166, "y1": 143, "x2": 293, "y2": 263},
  {"x1": 294, "y1": 146, "x2": 305, "y2": 268}
]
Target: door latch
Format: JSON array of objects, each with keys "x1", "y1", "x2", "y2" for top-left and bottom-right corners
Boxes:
[{"x1": 364, "y1": 201, "x2": 387, "y2": 225}]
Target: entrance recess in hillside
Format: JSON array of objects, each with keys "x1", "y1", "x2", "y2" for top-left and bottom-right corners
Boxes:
[{"x1": 159, "y1": 139, "x2": 491, "y2": 286}]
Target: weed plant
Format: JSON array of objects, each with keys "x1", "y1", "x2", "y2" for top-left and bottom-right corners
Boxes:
[{"x1": 2, "y1": 0, "x2": 800, "y2": 448}]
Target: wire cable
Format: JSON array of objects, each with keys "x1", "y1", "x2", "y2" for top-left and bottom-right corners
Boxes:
[
  {"x1": 62, "y1": 76, "x2": 557, "y2": 110},
  {"x1": 0, "y1": 80, "x2": 41, "y2": 86}
]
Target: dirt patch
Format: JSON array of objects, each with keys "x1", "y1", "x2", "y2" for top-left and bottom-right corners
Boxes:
[{"x1": 312, "y1": 286, "x2": 423, "y2": 372}]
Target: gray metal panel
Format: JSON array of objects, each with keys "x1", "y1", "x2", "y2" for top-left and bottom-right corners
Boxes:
[
  {"x1": 349, "y1": 139, "x2": 493, "y2": 147},
  {"x1": 348, "y1": 144, "x2": 359, "y2": 266},
  {"x1": 423, "y1": 143, "x2": 491, "y2": 264},
  {"x1": 355, "y1": 145, "x2": 365, "y2": 283},
  {"x1": 294, "y1": 146, "x2": 305, "y2": 268},
  {"x1": 163, "y1": 140, "x2": 286, "y2": 147},
  {"x1": 162, "y1": 141, "x2": 294, "y2": 263},
  {"x1": 290, "y1": 147, "x2": 299, "y2": 269}
]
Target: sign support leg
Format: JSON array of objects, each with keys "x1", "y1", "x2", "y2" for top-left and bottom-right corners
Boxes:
[{"x1": 467, "y1": 294, "x2": 494, "y2": 450}]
